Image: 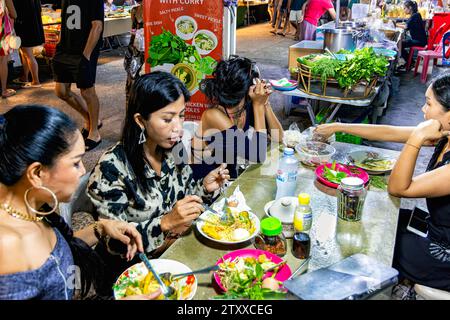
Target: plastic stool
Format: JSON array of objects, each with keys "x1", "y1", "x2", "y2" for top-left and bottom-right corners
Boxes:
[
  {"x1": 406, "y1": 45, "x2": 427, "y2": 70},
  {"x1": 414, "y1": 47, "x2": 443, "y2": 83}
]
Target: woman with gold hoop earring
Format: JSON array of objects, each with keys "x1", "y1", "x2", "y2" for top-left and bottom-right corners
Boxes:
[{"x1": 0, "y1": 105, "x2": 160, "y2": 300}]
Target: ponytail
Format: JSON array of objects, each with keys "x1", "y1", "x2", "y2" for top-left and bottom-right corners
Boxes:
[{"x1": 45, "y1": 213, "x2": 106, "y2": 298}]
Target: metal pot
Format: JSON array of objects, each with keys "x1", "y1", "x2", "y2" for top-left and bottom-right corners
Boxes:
[
  {"x1": 339, "y1": 21, "x2": 366, "y2": 29},
  {"x1": 323, "y1": 28, "x2": 357, "y2": 52}
]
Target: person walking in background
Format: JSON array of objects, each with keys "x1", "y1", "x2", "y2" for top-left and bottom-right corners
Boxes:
[
  {"x1": 289, "y1": 0, "x2": 306, "y2": 40},
  {"x1": 268, "y1": 0, "x2": 275, "y2": 22},
  {"x1": 12, "y1": 0, "x2": 44, "y2": 89},
  {"x1": 0, "y1": 0, "x2": 16, "y2": 98},
  {"x1": 270, "y1": 0, "x2": 282, "y2": 31},
  {"x1": 300, "y1": 0, "x2": 336, "y2": 40},
  {"x1": 53, "y1": 0, "x2": 104, "y2": 152},
  {"x1": 124, "y1": 0, "x2": 144, "y2": 107},
  {"x1": 339, "y1": 0, "x2": 351, "y2": 21},
  {"x1": 271, "y1": 0, "x2": 291, "y2": 36}
]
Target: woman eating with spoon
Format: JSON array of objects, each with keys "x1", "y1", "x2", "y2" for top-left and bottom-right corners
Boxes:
[{"x1": 314, "y1": 73, "x2": 450, "y2": 296}]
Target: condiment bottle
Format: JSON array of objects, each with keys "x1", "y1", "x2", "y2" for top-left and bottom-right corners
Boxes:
[
  {"x1": 292, "y1": 232, "x2": 311, "y2": 259},
  {"x1": 337, "y1": 177, "x2": 367, "y2": 221},
  {"x1": 293, "y1": 193, "x2": 312, "y2": 232},
  {"x1": 254, "y1": 217, "x2": 287, "y2": 257}
]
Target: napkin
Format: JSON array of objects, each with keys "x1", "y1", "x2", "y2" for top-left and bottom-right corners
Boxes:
[{"x1": 211, "y1": 185, "x2": 252, "y2": 213}]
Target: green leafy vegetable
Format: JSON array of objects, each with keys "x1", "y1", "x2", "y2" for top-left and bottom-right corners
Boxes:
[
  {"x1": 214, "y1": 255, "x2": 287, "y2": 300},
  {"x1": 369, "y1": 176, "x2": 388, "y2": 190},
  {"x1": 147, "y1": 29, "x2": 188, "y2": 67},
  {"x1": 147, "y1": 29, "x2": 218, "y2": 88},
  {"x1": 323, "y1": 161, "x2": 348, "y2": 184},
  {"x1": 335, "y1": 47, "x2": 388, "y2": 89},
  {"x1": 311, "y1": 58, "x2": 341, "y2": 86},
  {"x1": 297, "y1": 48, "x2": 389, "y2": 90}
]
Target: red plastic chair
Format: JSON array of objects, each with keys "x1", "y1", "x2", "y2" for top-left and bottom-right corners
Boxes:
[
  {"x1": 414, "y1": 42, "x2": 444, "y2": 83},
  {"x1": 406, "y1": 22, "x2": 448, "y2": 70}
]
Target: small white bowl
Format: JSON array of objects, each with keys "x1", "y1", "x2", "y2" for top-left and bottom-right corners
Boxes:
[
  {"x1": 264, "y1": 197, "x2": 298, "y2": 238},
  {"x1": 175, "y1": 16, "x2": 198, "y2": 40},
  {"x1": 193, "y1": 29, "x2": 218, "y2": 55}
]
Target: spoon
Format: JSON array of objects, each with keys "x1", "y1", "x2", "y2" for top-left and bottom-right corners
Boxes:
[
  {"x1": 160, "y1": 265, "x2": 220, "y2": 282},
  {"x1": 139, "y1": 253, "x2": 175, "y2": 299}
]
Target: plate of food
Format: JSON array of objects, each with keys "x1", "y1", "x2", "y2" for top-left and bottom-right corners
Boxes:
[
  {"x1": 175, "y1": 15, "x2": 197, "y2": 40},
  {"x1": 193, "y1": 29, "x2": 217, "y2": 55},
  {"x1": 347, "y1": 150, "x2": 396, "y2": 174},
  {"x1": 213, "y1": 249, "x2": 292, "y2": 298},
  {"x1": 269, "y1": 78, "x2": 298, "y2": 91},
  {"x1": 113, "y1": 259, "x2": 197, "y2": 300},
  {"x1": 315, "y1": 161, "x2": 369, "y2": 189},
  {"x1": 171, "y1": 63, "x2": 197, "y2": 91},
  {"x1": 197, "y1": 207, "x2": 260, "y2": 245}
]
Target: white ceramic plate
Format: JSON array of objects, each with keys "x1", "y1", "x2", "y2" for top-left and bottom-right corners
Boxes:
[
  {"x1": 113, "y1": 259, "x2": 197, "y2": 300},
  {"x1": 347, "y1": 150, "x2": 396, "y2": 174},
  {"x1": 196, "y1": 210, "x2": 260, "y2": 245}
]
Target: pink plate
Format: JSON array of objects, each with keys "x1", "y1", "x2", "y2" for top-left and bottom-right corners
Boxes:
[
  {"x1": 213, "y1": 248, "x2": 292, "y2": 292},
  {"x1": 315, "y1": 163, "x2": 369, "y2": 189}
]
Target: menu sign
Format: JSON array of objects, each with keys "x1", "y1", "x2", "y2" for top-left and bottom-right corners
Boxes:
[{"x1": 144, "y1": 0, "x2": 224, "y2": 120}]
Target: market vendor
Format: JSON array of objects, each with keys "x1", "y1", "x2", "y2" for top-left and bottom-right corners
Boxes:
[
  {"x1": 397, "y1": 0, "x2": 427, "y2": 70},
  {"x1": 314, "y1": 73, "x2": 450, "y2": 297},
  {"x1": 300, "y1": 0, "x2": 336, "y2": 40},
  {"x1": 190, "y1": 55, "x2": 284, "y2": 180},
  {"x1": 87, "y1": 72, "x2": 229, "y2": 288}
]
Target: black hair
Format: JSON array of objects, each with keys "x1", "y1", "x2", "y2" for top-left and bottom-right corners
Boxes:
[
  {"x1": 0, "y1": 105, "x2": 105, "y2": 298},
  {"x1": 0, "y1": 105, "x2": 78, "y2": 186},
  {"x1": 404, "y1": 1, "x2": 418, "y2": 14},
  {"x1": 431, "y1": 73, "x2": 450, "y2": 111},
  {"x1": 122, "y1": 71, "x2": 190, "y2": 193},
  {"x1": 201, "y1": 55, "x2": 260, "y2": 109}
]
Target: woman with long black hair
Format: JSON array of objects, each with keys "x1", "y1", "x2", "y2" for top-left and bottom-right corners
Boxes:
[
  {"x1": 87, "y1": 72, "x2": 230, "y2": 288},
  {"x1": 315, "y1": 73, "x2": 450, "y2": 298},
  {"x1": 0, "y1": 105, "x2": 158, "y2": 300}
]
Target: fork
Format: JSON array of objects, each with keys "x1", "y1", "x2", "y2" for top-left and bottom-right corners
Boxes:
[{"x1": 201, "y1": 203, "x2": 235, "y2": 226}]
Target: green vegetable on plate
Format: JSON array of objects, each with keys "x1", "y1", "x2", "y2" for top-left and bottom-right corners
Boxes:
[{"x1": 323, "y1": 161, "x2": 348, "y2": 184}]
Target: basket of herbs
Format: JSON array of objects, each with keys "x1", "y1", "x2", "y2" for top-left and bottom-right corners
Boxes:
[{"x1": 297, "y1": 47, "x2": 389, "y2": 100}]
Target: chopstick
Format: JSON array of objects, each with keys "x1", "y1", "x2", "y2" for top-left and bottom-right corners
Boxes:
[{"x1": 287, "y1": 257, "x2": 311, "y2": 281}]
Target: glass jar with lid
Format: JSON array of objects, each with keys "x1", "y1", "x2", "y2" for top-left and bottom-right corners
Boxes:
[
  {"x1": 337, "y1": 177, "x2": 367, "y2": 222},
  {"x1": 253, "y1": 217, "x2": 287, "y2": 257}
]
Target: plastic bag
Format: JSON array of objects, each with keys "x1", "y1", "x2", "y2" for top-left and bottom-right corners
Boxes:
[
  {"x1": 283, "y1": 123, "x2": 303, "y2": 148},
  {"x1": 133, "y1": 28, "x2": 145, "y2": 52}
]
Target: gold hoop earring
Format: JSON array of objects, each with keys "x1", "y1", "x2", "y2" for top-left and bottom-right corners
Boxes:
[{"x1": 23, "y1": 186, "x2": 59, "y2": 216}]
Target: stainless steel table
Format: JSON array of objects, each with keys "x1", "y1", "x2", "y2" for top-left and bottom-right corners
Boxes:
[{"x1": 160, "y1": 142, "x2": 401, "y2": 300}]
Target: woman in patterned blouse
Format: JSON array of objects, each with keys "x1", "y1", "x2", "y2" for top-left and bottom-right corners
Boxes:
[{"x1": 88, "y1": 72, "x2": 229, "y2": 259}]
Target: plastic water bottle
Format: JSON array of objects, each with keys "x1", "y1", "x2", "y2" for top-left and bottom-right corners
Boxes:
[
  {"x1": 275, "y1": 148, "x2": 299, "y2": 200},
  {"x1": 293, "y1": 193, "x2": 313, "y2": 232}
]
